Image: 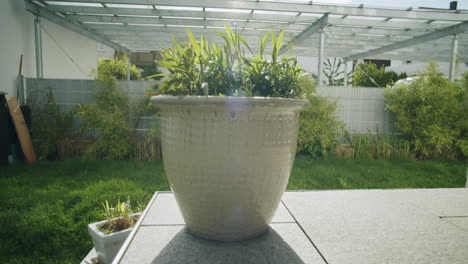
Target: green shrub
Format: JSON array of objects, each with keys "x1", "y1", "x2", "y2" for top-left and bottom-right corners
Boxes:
[
  {"x1": 384, "y1": 63, "x2": 467, "y2": 159},
  {"x1": 30, "y1": 90, "x2": 73, "y2": 160},
  {"x1": 352, "y1": 62, "x2": 407, "y2": 88},
  {"x1": 93, "y1": 55, "x2": 141, "y2": 80},
  {"x1": 76, "y1": 78, "x2": 132, "y2": 160},
  {"x1": 78, "y1": 53, "x2": 161, "y2": 159},
  {"x1": 297, "y1": 76, "x2": 344, "y2": 158},
  {"x1": 461, "y1": 71, "x2": 468, "y2": 102},
  {"x1": 457, "y1": 71, "x2": 468, "y2": 156}
]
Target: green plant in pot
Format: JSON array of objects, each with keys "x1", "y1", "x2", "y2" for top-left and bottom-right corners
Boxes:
[
  {"x1": 150, "y1": 26, "x2": 309, "y2": 241},
  {"x1": 87, "y1": 198, "x2": 143, "y2": 264}
]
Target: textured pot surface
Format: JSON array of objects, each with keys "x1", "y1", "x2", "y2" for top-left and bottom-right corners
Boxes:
[
  {"x1": 152, "y1": 96, "x2": 308, "y2": 241},
  {"x1": 88, "y1": 213, "x2": 140, "y2": 264}
]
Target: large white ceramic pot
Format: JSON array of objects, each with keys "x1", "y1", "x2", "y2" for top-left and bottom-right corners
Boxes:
[{"x1": 152, "y1": 96, "x2": 309, "y2": 241}]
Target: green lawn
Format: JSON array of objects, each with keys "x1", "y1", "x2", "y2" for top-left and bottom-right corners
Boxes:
[{"x1": 0, "y1": 157, "x2": 465, "y2": 263}]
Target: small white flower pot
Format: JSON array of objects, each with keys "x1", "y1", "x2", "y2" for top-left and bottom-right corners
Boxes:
[
  {"x1": 87, "y1": 213, "x2": 141, "y2": 264},
  {"x1": 152, "y1": 96, "x2": 308, "y2": 241}
]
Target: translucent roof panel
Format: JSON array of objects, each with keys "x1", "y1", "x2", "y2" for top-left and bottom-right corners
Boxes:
[
  {"x1": 155, "y1": 6, "x2": 204, "y2": 12},
  {"x1": 253, "y1": 10, "x2": 299, "y2": 16},
  {"x1": 205, "y1": 8, "x2": 251, "y2": 13},
  {"x1": 26, "y1": 0, "x2": 468, "y2": 62},
  {"x1": 105, "y1": 4, "x2": 153, "y2": 9},
  {"x1": 45, "y1": 1, "x2": 102, "y2": 7}
]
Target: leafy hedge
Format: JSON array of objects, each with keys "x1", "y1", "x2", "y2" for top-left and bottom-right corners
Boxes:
[
  {"x1": 384, "y1": 63, "x2": 467, "y2": 159},
  {"x1": 76, "y1": 78, "x2": 132, "y2": 160},
  {"x1": 297, "y1": 76, "x2": 345, "y2": 158}
]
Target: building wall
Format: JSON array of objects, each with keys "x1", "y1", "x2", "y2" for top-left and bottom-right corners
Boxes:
[
  {"x1": 0, "y1": 0, "x2": 114, "y2": 97},
  {"x1": 387, "y1": 60, "x2": 468, "y2": 78},
  {"x1": 295, "y1": 56, "x2": 468, "y2": 81},
  {"x1": 0, "y1": 0, "x2": 35, "y2": 97}
]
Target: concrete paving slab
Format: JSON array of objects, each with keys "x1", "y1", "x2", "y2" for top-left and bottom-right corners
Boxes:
[
  {"x1": 282, "y1": 190, "x2": 468, "y2": 264},
  {"x1": 144, "y1": 192, "x2": 185, "y2": 225},
  {"x1": 143, "y1": 192, "x2": 294, "y2": 226},
  {"x1": 118, "y1": 224, "x2": 325, "y2": 264},
  {"x1": 387, "y1": 188, "x2": 468, "y2": 217},
  {"x1": 443, "y1": 217, "x2": 468, "y2": 232},
  {"x1": 80, "y1": 248, "x2": 97, "y2": 264}
]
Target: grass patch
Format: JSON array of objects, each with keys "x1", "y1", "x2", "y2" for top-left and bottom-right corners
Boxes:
[
  {"x1": 288, "y1": 156, "x2": 466, "y2": 190},
  {"x1": 0, "y1": 158, "x2": 168, "y2": 264},
  {"x1": 0, "y1": 157, "x2": 466, "y2": 263}
]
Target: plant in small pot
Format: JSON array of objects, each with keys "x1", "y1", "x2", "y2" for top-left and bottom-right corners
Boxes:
[
  {"x1": 150, "y1": 26, "x2": 310, "y2": 241},
  {"x1": 88, "y1": 198, "x2": 143, "y2": 264}
]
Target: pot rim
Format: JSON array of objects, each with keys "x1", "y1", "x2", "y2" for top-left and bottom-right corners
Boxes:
[
  {"x1": 88, "y1": 212, "x2": 141, "y2": 238},
  {"x1": 151, "y1": 95, "x2": 309, "y2": 110}
]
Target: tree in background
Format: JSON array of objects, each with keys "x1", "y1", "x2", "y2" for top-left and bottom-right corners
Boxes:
[
  {"x1": 93, "y1": 54, "x2": 141, "y2": 80},
  {"x1": 76, "y1": 78, "x2": 132, "y2": 160},
  {"x1": 77, "y1": 55, "x2": 149, "y2": 159},
  {"x1": 322, "y1": 58, "x2": 352, "y2": 86},
  {"x1": 352, "y1": 62, "x2": 407, "y2": 88},
  {"x1": 136, "y1": 63, "x2": 163, "y2": 80}
]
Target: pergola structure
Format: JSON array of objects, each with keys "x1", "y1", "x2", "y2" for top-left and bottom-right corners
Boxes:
[{"x1": 25, "y1": 0, "x2": 468, "y2": 84}]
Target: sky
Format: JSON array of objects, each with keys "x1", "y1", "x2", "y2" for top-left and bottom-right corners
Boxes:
[{"x1": 314, "y1": 0, "x2": 467, "y2": 10}]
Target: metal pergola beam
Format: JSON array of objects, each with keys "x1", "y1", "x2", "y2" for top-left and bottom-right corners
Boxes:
[
  {"x1": 34, "y1": 17, "x2": 43, "y2": 78},
  {"x1": 449, "y1": 34, "x2": 459, "y2": 81},
  {"x1": 317, "y1": 29, "x2": 325, "y2": 85},
  {"x1": 121, "y1": 45, "x2": 466, "y2": 61},
  {"x1": 100, "y1": 30, "x2": 468, "y2": 45},
  {"x1": 24, "y1": 0, "x2": 129, "y2": 52},
  {"x1": 279, "y1": 13, "x2": 328, "y2": 55},
  {"x1": 344, "y1": 21, "x2": 468, "y2": 61},
  {"x1": 116, "y1": 39, "x2": 467, "y2": 59},
  {"x1": 117, "y1": 42, "x2": 464, "y2": 55},
  {"x1": 111, "y1": 33, "x2": 465, "y2": 50},
  {"x1": 50, "y1": 0, "x2": 468, "y2": 21},
  {"x1": 323, "y1": 33, "x2": 468, "y2": 43},
  {"x1": 115, "y1": 40, "x2": 463, "y2": 57}
]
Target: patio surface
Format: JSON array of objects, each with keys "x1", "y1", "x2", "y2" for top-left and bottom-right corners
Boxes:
[{"x1": 85, "y1": 189, "x2": 468, "y2": 264}]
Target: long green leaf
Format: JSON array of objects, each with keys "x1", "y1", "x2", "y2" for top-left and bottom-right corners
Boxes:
[
  {"x1": 276, "y1": 30, "x2": 285, "y2": 50},
  {"x1": 171, "y1": 34, "x2": 182, "y2": 54},
  {"x1": 186, "y1": 28, "x2": 201, "y2": 55},
  {"x1": 238, "y1": 35, "x2": 252, "y2": 55},
  {"x1": 271, "y1": 30, "x2": 276, "y2": 49},
  {"x1": 145, "y1": 73, "x2": 168, "y2": 79},
  {"x1": 259, "y1": 31, "x2": 269, "y2": 58},
  {"x1": 157, "y1": 61, "x2": 176, "y2": 69}
]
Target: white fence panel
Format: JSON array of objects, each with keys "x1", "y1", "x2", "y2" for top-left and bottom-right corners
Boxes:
[
  {"x1": 25, "y1": 79, "x2": 396, "y2": 136},
  {"x1": 316, "y1": 86, "x2": 395, "y2": 134},
  {"x1": 25, "y1": 78, "x2": 159, "y2": 137}
]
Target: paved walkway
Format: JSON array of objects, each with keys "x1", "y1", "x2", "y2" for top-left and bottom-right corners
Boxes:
[{"x1": 88, "y1": 189, "x2": 468, "y2": 264}]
